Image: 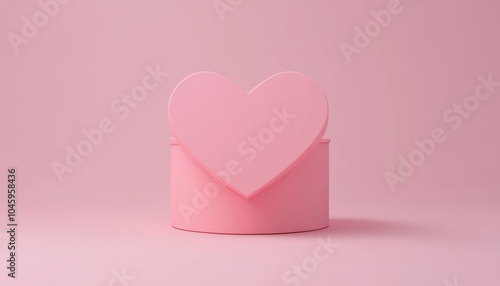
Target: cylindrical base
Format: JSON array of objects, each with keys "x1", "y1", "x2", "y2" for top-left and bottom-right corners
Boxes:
[{"x1": 170, "y1": 138, "x2": 330, "y2": 234}]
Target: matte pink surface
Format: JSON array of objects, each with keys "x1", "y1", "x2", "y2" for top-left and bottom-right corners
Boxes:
[
  {"x1": 169, "y1": 72, "x2": 328, "y2": 198},
  {"x1": 0, "y1": 0, "x2": 499, "y2": 285},
  {"x1": 170, "y1": 138, "x2": 330, "y2": 234}
]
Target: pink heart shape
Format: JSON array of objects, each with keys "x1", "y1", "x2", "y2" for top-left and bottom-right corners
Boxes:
[{"x1": 168, "y1": 72, "x2": 328, "y2": 198}]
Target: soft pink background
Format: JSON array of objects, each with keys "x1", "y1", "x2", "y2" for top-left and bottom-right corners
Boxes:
[{"x1": 1, "y1": 0, "x2": 499, "y2": 285}]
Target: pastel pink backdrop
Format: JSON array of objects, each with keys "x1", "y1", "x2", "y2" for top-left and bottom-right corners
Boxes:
[{"x1": 0, "y1": 0, "x2": 499, "y2": 285}]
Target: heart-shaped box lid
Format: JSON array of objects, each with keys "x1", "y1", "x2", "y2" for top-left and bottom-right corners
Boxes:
[{"x1": 169, "y1": 72, "x2": 328, "y2": 198}]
